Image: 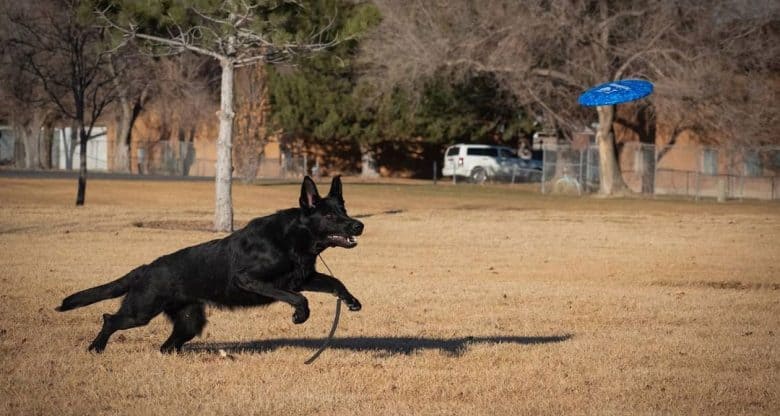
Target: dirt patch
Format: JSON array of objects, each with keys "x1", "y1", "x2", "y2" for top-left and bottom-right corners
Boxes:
[
  {"x1": 131, "y1": 220, "x2": 215, "y2": 232},
  {"x1": 131, "y1": 220, "x2": 248, "y2": 232}
]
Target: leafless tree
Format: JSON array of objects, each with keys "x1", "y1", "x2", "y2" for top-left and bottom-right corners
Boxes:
[
  {"x1": 108, "y1": 46, "x2": 154, "y2": 173},
  {"x1": 99, "y1": 0, "x2": 340, "y2": 232},
  {"x1": 0, "y1": 46, "x2": 55, "y2": 169},
  {"x1": 4, "y1": 0, "x2": 117, "y2": 205},
  {"x1": 653, "y1": 2, "x2": 780, "y2": 153},
  {"x1": 234, "y1": 64, "x2": 271, "y2": 181},
  {"x1": 0, "y1": 1, "x2": 60, "y2": 170},
  {"x1": 139, "y1": 53, "x2": 214, "y2": 176}
]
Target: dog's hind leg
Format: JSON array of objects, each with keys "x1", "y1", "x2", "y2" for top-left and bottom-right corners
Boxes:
[
  {"x1": 88, "y1": 293, "x2": 164, "y2": 353},
  {"x1": 160, "y1": 303, "x2": 207, "y2": 354},
  {"x1": 88, "y1": 310, "x2": 159, "y2": 353}
]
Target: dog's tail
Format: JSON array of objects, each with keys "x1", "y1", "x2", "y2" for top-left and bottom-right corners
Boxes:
[{"x1": 55, "y1": 268, "x2": 140, "y2": 312}]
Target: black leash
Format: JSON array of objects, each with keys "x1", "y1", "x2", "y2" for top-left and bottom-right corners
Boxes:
[{"x1": 304, "y1": 255, "x2": 342, "y2": 365}]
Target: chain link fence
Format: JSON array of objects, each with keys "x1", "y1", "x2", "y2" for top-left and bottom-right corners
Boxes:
[
  {"x1": 132, "y1": 140, "x2": 308, "y2": 180},
  {"x1": 541, "y1": 143, "x2": 599, "y2": 195},
  {"x1": 542, "y1": 142, "x2": 779, "y2": 200},
  {"x1": 654, "y1": 144, "x2": 779, "y2": 200},
  {"x1": 251, "y1": 156, "x2": 307, "y2": 180}
]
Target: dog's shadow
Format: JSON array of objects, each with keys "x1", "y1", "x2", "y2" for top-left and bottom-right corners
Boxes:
[{"x1": 185, "y1": 334, "x2": 572, "y2": 357}]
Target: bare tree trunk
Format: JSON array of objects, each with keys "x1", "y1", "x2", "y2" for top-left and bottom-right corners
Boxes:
[
  {"x1": 178, "y1": 126, "x2": 196, "y2": 176},
  {"x1": 109, "y1": 58, "x2": 143, "y2": 173},
  {"x1": 13, "y1": 127, "x2": 26, "y2": 168},
  {"x1": 113, "y1": 100, "x2": 132, "y2": 172},
  {"x1": 593, "y1": 0, "x2": 627, "y2": 195},
  {"x1": 360, "y1": 142, "x2": 379, "y2": 178},
  {"x1": 76, "y1": 126, "x2": 88, "y2": 206},
  {"x1": 23, "y1": 124, "x2": 41, "y2": 169},
  {"x1": 65, "y1": 125, "x2": 77, "y2": 170},
  {"x1": 41, "y1": 123, "x2": 53, "y2": 169},
  {"x1": 214, "y1": 59, "x2": 235, "y2": 232},
  {"x1": 596, "y1": 105, "x2": 627, "y2": 195},
  {"x1": 18, "y1": 129, "x2": 33, "y2": 168},
  {"x1": 114, "y1": 94, "x2": 145, "y2": 172},
  {"x1": 15, "y1": 114, "x2": 45, "y2": 169},
  {"x1": 114, "y1": 142, "x2": 130, "y2": 172}
]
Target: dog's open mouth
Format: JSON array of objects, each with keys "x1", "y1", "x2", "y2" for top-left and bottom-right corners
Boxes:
[{"x1": 327, "y1": 234, "x2": 358, "y2": 248}]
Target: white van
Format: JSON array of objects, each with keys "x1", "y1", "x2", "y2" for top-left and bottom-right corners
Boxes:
[{"x1": 441, "y1": 144, "x2": 542, "y2": 183}]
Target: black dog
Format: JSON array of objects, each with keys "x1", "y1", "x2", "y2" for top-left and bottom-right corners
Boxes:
[{"x1": 56, "y1": 176, "x2": 363, "y2": 353}]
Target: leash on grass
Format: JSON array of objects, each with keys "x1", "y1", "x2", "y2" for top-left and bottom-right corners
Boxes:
[{"x1": 304, "y1": 255, "x2": 342, "y2": 365}]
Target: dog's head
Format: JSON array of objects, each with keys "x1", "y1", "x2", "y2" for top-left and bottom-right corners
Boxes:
[{"x1": 299, "y1": 175, "x2": 364, "y2": 249}]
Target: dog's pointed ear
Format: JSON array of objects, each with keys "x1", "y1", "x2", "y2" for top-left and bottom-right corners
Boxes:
[
  {"x1": 299, "y1": 176, "x2": 321, "y2": 211},
  {"x1": 327, "y1": 175, "x2": 344, "y2": 202}
]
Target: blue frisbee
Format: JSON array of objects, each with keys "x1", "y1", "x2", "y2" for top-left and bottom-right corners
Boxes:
[{"x1": 578, "y1": 79, "x2": 654, "y2": 107}]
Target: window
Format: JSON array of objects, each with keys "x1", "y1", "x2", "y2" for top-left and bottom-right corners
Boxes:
[
  {"x1": 446, "y1": 146, "x2": 460, "y2": 156},
  {"x1": 467, "y1": 147, "x2": 498, "y2": 157},
  {"x1": 701, "y1": 148, "x2": 718, "y2": 175},
  {"x1": 744, "y1": 150, "x2": 762, "y2": 177},
  {"x1": 499, "y1": 148, "x2": 518, "y2": 159}
]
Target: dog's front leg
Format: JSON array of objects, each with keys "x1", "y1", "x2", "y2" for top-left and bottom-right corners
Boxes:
[
  {"x1": 235, "y1": 274, "x2": 310, "y2": 324},
  {"x1": 300, "y1": 273, "x2": 362, "y2": 311}
]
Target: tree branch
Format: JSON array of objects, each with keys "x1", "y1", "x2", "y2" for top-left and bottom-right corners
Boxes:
[
  {"x1": 530, "y1": 68, "x2": 584, "y2": 89},
  {"x1": 132, "y1": 32, "x2": 225, "y2": 60},
  {"x1": 96, "y1": 8, "x2": 227, "y2": 61},
  {"x1": 614, "y1": 22, "x2": 674, "y2": 79}
]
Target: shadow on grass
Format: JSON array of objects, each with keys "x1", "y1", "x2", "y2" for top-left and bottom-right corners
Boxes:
[{"x1": 185, "y1": 334, "x2": 573, "y2": 357}]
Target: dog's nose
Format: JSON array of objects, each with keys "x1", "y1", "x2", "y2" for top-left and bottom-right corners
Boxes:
[{"x1": 351, "y1": 221, "x2": 364, "y2": 236}]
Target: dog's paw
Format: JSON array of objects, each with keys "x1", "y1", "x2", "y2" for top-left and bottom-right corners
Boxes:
[
  {"x1": 87, "y1": 343, "x2": 105, "y2": 354},
  {"x1": 344, "y1": 297, "x2": 362, "y2": 311},
  {"x1": 292, "y1": 306, "x2": 310, "y2": 324},
  {"x1": 159, "y1": 344, "x2": 179, "y2": 355}
]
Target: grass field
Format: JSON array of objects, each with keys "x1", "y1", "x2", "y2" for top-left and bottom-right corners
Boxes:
[{"x1": 0, "y1": 177, "x2": 778, "y2": 415}]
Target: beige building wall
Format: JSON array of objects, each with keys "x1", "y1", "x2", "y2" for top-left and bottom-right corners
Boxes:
[{"x1": 105, "y1": 108, "x2": 280, "y2": 177}]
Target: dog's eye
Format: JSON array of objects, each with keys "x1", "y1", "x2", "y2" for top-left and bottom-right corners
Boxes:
[{"x1": 325, "y1": 213, "x2": 337, "y2": 220}]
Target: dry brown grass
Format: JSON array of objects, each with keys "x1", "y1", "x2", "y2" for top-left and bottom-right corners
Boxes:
[{"x1": 0, "y1": 177, "x2": 778, "y2": 415}]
